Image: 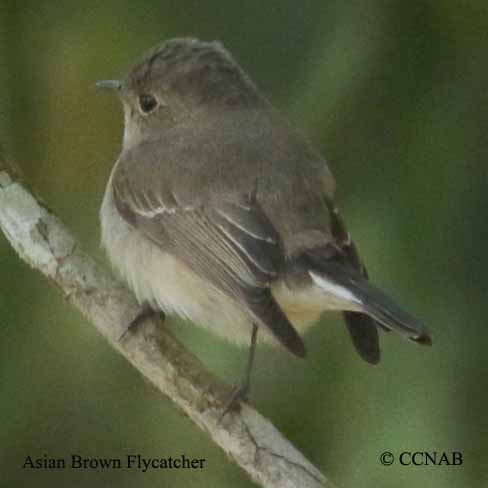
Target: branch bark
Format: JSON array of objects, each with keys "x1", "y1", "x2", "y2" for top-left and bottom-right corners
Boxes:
[{"x1": 0, "y1": 152, "x2": 335, "y2": 488}]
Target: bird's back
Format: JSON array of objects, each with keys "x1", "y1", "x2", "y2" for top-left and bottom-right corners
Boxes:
[{"x1": 117, "y1": 107, "x2": 336, "y2": 257}]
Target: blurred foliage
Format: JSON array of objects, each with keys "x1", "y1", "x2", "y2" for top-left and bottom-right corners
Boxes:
[{"x1": 1, "y1": 1, "x2": 487, "y2": 487}]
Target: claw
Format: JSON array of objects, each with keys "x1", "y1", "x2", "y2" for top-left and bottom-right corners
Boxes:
[
  {"x1": 118, "y1": 306, "x2": 165, "y2": 342},
  {"x1": 219, "y1": 383, "x2": 249, "y2": 421}
]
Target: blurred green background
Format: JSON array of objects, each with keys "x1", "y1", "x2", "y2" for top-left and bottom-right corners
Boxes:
[{"x1": 1, "y1": 1, "x2": 487, "y2": 487}]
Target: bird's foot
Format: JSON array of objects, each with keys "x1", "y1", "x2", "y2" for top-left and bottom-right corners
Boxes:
[
  {"x1": 118, "y1": 306, "x2": 165, "y2": 342},
  {"x1": 219, "y1": 382, "x2": 250, "y2": 421},
  {"x1": 219, "y1": 324, "x2": 257, "y2": 422}
]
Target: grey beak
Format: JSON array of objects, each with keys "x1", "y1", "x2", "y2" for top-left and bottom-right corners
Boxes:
[{"x1": 96, "y1": 79, "x2": 122, "y2": 90}]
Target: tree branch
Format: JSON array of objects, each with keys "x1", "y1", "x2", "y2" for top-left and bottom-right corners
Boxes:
[{"x1": 0, "y1": 152, "x2": 335, "y2": 488}]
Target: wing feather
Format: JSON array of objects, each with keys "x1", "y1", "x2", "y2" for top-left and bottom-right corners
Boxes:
[{"x1": 112, "y1": 155, "x2": 305, "y2": 357}]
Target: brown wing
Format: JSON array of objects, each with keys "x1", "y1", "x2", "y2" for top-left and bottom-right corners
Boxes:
[{"x1": 112, "y1": 154, "x2": 305, "y2": 357}]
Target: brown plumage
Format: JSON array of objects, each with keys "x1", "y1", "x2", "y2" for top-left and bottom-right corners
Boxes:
[{"x1": 99, "y1": 38, "x2": 431, "y2": 369}]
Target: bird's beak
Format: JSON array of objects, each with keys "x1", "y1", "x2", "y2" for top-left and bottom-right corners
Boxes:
[{"x1": 95, "y1": 79, "x2": 122, "y2": 91}]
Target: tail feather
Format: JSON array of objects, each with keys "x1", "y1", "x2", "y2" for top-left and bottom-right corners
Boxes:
[
  {"x1": 309, "y1": 260, "x2": 431, "y2": 346},
  {"x1": 358, "y1": 281, "x2": 431, "y2": 345},
  {"x1": 343, "y1": 312, "x2": 381, "y2": 364}
]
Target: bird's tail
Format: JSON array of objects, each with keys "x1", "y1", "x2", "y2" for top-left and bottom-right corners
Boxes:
[
  {"x1": 351, "y1": 277, "x2": 431, "y2": 345},
  {"x1": 308, "y1": 260, "x2": 432, "y2": 346},
  {"x1": 343, "y1": 311, "x2": 381, "y2": 364}
]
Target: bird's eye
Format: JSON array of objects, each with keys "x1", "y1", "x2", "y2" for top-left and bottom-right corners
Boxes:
[{"x1": 139, "y1": 93, "x2": 158, "y2": 114}]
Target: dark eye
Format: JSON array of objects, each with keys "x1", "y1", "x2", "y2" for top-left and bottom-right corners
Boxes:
[{"x1": 139, "y1": 93, "x2": 158, "y2": 113}]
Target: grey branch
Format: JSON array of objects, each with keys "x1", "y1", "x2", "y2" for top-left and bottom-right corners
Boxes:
[{"x1": 0, "y1": 152, "x2": 335, "y2": 488}]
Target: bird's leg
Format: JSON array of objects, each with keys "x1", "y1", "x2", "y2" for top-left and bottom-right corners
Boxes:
[
  {"x1": 220, "y1": 323, "x2": 258, "y2": 419},
  {"x1": 118, "y1": 304, "x2": 165, "y2": 342}
]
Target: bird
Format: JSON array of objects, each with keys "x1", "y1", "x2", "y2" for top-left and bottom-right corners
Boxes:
[{"x1": 98, "y1": 37, "x2": 431, "y2": 406}]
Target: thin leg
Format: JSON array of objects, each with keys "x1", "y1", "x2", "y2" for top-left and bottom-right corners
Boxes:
[
  {"x1": 242, "y1": 323, "x2": 258, "y2": 395},
  {"x1": 220, "y1": 323, "x2": 258, "y2": 419},
  {"x1": 118, "y1": 305, "x2": 166, "y2": 342}
]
